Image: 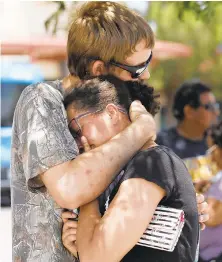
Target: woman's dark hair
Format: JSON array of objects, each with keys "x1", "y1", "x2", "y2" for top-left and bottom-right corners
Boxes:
[
  {"x1": 64, "y1": 75, "x2": 160, "y2": 116},
  {"x1": 209, "y1": 120, "x2": 222, "y2": 148},
  {"x1": 172, "y1": 79, "x2": 211, "y2": 121}
]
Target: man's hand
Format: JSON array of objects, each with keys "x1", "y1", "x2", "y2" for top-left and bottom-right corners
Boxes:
[
  {"x1": 197, "y1": 193, "x2": 210, "y2": 230},
  {"x1": 129, "y1": 100, "x2": 156, "y2": 142},
  {"x1": 62, "y1": 211, "x2": 78, "y2": 257}
]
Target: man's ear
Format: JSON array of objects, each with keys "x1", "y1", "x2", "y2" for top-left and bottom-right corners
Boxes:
[
  {"x1": 184, "y1": 105, "x2": 195, "y2": 120},
  {"x1": 105, "y1": 104, "x2": 119, "y2": 124},
  {"x1": 91, "y1": 60, "x2": 107, "y2": 76}
]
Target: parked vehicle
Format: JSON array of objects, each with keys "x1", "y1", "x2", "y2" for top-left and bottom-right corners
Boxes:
[{"x1": 1, "y1": 59, "x2": 43, "y2": 206}]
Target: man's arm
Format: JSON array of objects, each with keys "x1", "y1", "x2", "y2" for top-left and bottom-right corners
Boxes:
[
  {"x1": 41, "y1": 101, "x2": 156, "y2": 209},
  {"x1": 76, "y1": 179, "x2": 165, "y2": 262}
]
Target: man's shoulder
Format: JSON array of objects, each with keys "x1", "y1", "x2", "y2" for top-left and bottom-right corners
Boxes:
[
  {"x1": 16, "y1": 80, "x2": 64, "y2": 113},
  {"x1": 21, "y1": 80, "x2": 63, "y2": 100}
]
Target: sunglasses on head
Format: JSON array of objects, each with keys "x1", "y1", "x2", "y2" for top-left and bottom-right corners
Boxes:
[
  {"x1": 199, "y1": 102, "x2": 220, "y2": 112},
  {"x1": 109, "y1": 51, "x2": 153, "y2": 79}
]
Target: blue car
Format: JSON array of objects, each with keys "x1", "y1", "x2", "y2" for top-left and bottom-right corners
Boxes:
[{"x1": 1, "y1": 60, "x2": 43, "y2": 206}]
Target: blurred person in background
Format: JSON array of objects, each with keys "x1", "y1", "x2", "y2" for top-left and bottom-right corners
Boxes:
[
  {"x1": 157, "y1": 80, "x2": 220, "y2": 159},
  {"x1": 199, "y1": 120, "x2": 222, "y2": 262},
  {"x1": 10, "y1": 2, "x2": 209, "y2": 261}
]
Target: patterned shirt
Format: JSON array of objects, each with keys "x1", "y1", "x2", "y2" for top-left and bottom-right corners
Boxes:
[{"x1": 11, "y1": 80, "x2": 78, "y2": 262}]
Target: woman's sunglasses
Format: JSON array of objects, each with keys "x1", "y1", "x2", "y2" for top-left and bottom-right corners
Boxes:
[
  {"x1": 68, "y1": 106, "x2": 128, "y2": 139},
  {"x1": 109, "y1": 51, "x2": 153, "y2": 79},
  {"x1": 68, "y1": 109, "x2": 102, "y2": 140}
]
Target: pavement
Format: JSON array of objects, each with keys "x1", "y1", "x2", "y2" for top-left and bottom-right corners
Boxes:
[{"x1": 0, "y1": 207, "x2": 12, "y2": 262}]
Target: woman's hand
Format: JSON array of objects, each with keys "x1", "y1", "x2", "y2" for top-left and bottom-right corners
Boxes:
[
  {"x1": 62, "y1": 211, "x2": 78, "y2": 257},
  {"x1": 61, "y1": 136, "x2": 91, "y2": 257}
]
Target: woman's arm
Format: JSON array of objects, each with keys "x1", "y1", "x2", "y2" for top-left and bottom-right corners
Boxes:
[
  {"x1": 77, "y1": 178, "x2": 165, "y2": 262},
  {"x1": 205, "y1": 197, "x2": 222, "y2": 227}
]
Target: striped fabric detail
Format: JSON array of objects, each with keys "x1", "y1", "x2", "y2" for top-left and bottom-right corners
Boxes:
[{"x1": 137, "y1": 206, "x2": 185, "y2": 252}]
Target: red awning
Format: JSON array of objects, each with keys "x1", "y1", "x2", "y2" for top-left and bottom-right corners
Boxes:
[{"x1": 1, "y1": 37, "x2": 193, "y2": 61}]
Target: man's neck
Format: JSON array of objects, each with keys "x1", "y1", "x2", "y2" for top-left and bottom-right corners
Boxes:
[
  {"x1": 176, "y1": 121, "x2": 205, "y2": 141},
  {"x1": 62, "y1": 74, "x2": 80, "y2": 90}
]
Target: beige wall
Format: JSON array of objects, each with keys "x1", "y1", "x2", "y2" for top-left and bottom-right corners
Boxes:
[{"x1": 1, "y1": 1, "x2": 70, "y2": 80}]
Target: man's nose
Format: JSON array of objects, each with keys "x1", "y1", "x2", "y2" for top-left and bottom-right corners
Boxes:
[{"x1": 139, "y1": 68, "x2": 150, "y2": 81}]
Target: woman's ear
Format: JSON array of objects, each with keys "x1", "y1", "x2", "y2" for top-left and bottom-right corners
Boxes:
[
  {"x1": 105, "y1": 104, "x2": 119, "y2": 124},
  {"x1": 91, "y1": 60, "x2": 107, "y2": 76}
]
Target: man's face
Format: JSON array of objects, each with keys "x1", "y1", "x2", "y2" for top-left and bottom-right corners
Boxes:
[
  {"x1": 191, "y1": 92, "x2": 220, "y2": 130},
  {"x1": 93, "y1": 40, "x2": 152, "y2": 82}
]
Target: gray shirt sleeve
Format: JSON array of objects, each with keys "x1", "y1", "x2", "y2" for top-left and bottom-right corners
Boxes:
[{"x1": 14, "y1": 82, "x2": 78, "y2": 191}]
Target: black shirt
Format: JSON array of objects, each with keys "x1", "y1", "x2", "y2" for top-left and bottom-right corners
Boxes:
[
  {"x1": 156, "y1": 127, "x2": 208, "y2": 159},
  {"x1": 99, "y1": 146, "x2": 199, "y2": 262}
]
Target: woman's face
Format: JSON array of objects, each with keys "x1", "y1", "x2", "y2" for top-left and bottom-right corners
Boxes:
[{"x1": 66, "y1": 104, "x2": 129, "y2": 150}]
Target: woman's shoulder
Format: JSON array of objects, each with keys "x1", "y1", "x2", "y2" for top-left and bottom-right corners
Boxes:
[{"x1": 130, "y1": 145, "x2": 184, "y2": 167}]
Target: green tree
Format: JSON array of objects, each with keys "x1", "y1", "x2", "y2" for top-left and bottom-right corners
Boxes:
[
  {"x1": 146, "y1": 1, "x2": 222, "y2": 100},
  {"x1": 44, "y1": 1, "x2": 222, "y2": 99}
]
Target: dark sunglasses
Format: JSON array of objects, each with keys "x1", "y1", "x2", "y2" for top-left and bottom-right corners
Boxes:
[
  {"x1": 109, "y1": 51, "x2": 153, "y2": 79},
  {"x1": 199, "y1": 102, "x2": 220, "y2": 112}
]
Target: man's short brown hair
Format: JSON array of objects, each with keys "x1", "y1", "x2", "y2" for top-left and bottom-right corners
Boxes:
[{"x1": 67, "y1": 1, "x2": 155, "y2": 78}]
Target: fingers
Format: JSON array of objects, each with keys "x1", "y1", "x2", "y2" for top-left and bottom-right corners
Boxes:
[
  {"x1": 62, "y1": 211, "x2": 77, "y2": 223},
  {"x1": 62, "y1": 215, "x2": 78, "y2": 258},
  {"x1": 62, "y1": 228, "x2": 77, "y2": 242},
  {"x1": 199, "y1": 222, "x2": 206, "y2": 231},
  {"x1": 196, "y1": 193, "x2": 205, "y2": 204},
  {"x1": 130, "y1": 100, "x2": 143, "y2": 110},
  {"x1": 81, "y1": 136, "x2": 91, "y2": 152},
  {"x1": 63, "y1": 220, "x2": 78, "y2": 233},
  {"x1": 196, "y1": 193, "x2": 209, "y2": 230},
  {"x1": 63, "y1": 234, "x2": 77, "y2": 246},
  {"x1": 199, "y1": 213, "x2": 210, "y2": 223},
  {"x1": 62, "y1": 234, "x2": 78, "y2": 257},
  {"x1": 198, "y1": 201, "x2": 209, "y2": 215},
  {"x1": 129, "y1": 100, "x2": 148, "y2": 121}
]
